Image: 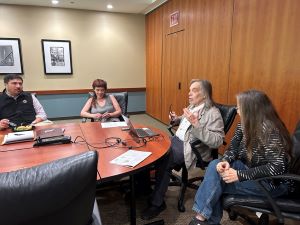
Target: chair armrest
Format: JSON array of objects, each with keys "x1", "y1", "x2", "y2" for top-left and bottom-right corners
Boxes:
[
  {"x1": 250, "y1": 173, "x2": 300, "y2": 224},
  {"x1": 255, "y1": 174, "x2": 300, "y2": 182},
  {"x1": 167, "y1": 125, "x2": 175, "y2": 136}
]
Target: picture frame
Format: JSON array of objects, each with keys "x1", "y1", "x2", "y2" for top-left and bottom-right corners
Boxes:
[
  {"x1": 0, "y1": 38, "x2": 23, "y2": 75},
  {"x1": 41, "y1": 39, "x2": 73, "y2": 75},
  {"x1": 170, "y1": 11, "x2": 180, "y2": 27}
]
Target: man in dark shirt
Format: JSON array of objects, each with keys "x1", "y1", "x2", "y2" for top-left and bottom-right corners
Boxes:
[{"x1": 0, "y1": 74, "x2": 47, "y2": 129}]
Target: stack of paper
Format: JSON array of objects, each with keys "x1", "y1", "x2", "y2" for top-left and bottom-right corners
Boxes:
[
  {"x1": 2, "y1": 131, "x2": 34, "y2": 145},
  {"x1": 110, "y1": 150, "x2": 152, "y2": 168}
]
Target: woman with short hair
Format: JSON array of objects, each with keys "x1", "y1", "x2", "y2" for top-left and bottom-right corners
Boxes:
[{"x1": 80, "y1": 79, "x2": 121, "y2": 122}]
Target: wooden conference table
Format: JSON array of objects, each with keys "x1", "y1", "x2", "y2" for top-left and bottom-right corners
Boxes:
[{"x1": 0, "y1": 122, "x2": 170, "y2": 225}]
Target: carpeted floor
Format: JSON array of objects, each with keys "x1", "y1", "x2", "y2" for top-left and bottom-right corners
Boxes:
[{"x1": 96, "y1": 176, "x2": 297, "y2": 225}]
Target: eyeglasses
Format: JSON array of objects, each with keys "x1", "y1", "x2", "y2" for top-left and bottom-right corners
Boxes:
[
  {"x1": 169, "y1": 104, "x2": 175, "y2": 120},
  {"x1": 169, "y1": 104, "x2": 173, "y2": 115}
]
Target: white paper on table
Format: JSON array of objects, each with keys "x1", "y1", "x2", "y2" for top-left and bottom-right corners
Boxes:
[
  {"x1": 110, "y1": 150, "x2": 152, "y2": 168},
  {"x1": 101, "y1": 121, "x2": 127, "y2": 128},
  {"x1": 2, "y1": 130, "x2": 34, "y2": 144}
]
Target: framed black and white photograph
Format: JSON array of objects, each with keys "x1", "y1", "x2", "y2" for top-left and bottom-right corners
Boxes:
[
  {"x1": 0, "y1": 38, "x2": 23, "y2": 74},
  {"x1": 41, "y1": 39, "x2": 73, "y2": 75}
]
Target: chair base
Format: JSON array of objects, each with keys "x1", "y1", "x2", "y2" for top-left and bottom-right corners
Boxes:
[{"x1": 169, "y1": 167, "x2": 204, "y2": 212}]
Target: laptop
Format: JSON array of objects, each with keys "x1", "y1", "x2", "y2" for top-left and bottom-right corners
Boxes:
[{"x1": 123, "y1": 116, "x2": 158, "y2": 138}]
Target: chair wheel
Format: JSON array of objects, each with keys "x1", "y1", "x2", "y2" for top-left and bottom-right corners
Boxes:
[
  {"x1": 258, "y1": 214, "x2": 269, "y2": 225},
  {"x1": 228, "y1": 210, "x2": 238, "y2": 220}
]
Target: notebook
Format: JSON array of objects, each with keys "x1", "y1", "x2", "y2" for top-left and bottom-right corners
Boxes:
[{"x1": 122, "y1": 116, "x2": 158, "y2": 138}]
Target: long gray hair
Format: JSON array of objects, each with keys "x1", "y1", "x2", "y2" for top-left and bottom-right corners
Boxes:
[{"x1": 190, "y1": 79, "x2": 214, "y2": 108}]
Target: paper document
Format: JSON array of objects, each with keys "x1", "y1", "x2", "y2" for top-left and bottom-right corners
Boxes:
[
  {"x1": 101, "y1": 121, "x2": 127, "y2": 128},
  {"x1": 110, "y1": 150, "x2": 152, "y2": 168},
  {"x1": 2, "y1": 131, "x2": 34, "y2": 145}
]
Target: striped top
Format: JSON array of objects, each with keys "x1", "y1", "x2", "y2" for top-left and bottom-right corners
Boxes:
[{"x1": 221, "y1": 123, "x2": 289, "y2": 182}]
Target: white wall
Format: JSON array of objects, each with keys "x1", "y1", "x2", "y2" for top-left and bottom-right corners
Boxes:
[{"x1": 0, "y1": 4, "x2": 146, "y2": 91}]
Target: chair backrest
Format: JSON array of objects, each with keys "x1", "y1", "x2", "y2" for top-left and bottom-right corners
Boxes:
[
  {"x1": 88, "y1": 91, "x2": 128, "y2": 115},
  {"x1": 0, "y1": 151, "x2": 98, "y2": 225},
  {"x1": 112, "y1": 92, "x2": 128, "y2": 116},
  {"x1": 290, "y1": 120, "x2": 300, "y2": 176},
  {"x1": 292, "y1": 120, "x2": 300, "y2": 159},
  {"x1": 214, "y1": 103, "x2": 237, "y2": 134}
]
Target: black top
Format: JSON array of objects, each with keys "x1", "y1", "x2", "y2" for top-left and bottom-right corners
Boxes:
[
  {"x1": 0, "y1": 91, "x2": 36, "y2": 126},
  {"x1": 221, "y1": 123, "x2": 289, "y2": 182}
]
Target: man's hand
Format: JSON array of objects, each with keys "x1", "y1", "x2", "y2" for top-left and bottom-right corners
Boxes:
[
  {"x1": 169, "y1": 111, "x2": 177, "y2": 122},
  {"x1": 183, "y1": 108, "x2": 198, "y2": 126},
  {"x1": 0, "y1": 119, "x2": 9, "y2": 130}
]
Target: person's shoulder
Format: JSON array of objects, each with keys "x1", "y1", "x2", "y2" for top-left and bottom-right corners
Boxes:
[
  {"x1": 21, "y1": 91, "x2": 32, "y2": 97},
  {"x1": 108, "y1": 94, "x2": 117, "y2": 101},
  {"x1": 207, "y1": 105, "x2": 222, "y2": 116}
]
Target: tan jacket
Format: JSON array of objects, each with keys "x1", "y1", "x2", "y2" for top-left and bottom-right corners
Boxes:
[{"x1": 182, "y1": 105, "x2": 225, "y2": 169}]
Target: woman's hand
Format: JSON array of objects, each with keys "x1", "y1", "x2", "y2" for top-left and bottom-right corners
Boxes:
[
  {"x1": 93, "y1": 113, "x2": 102, "y2": 119},
  {"x1": 102, "y1": 112, "x2": 111, "y2": 119},
  {"x1": 216, "y1": 161, "x2": 230, "y2": 173},
  {"x1": 221, "y1": 168, "x2": 238, "y2": 183},
  {"x1": 183, "y1": 108, "x2": 199, "y2": 126}
]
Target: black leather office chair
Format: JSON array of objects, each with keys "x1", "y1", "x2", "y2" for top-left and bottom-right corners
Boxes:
[
  {"x1": 167, "y1": 103, "x2": 237, "y2": 212},
  {"x1": 223, "y1": 121, "x2": 300, "y2": 225},
  {"x1": 0, "y1": 151, "x2": 102, "y2": 225},
  {"x1": 82, "y1": 91, "x2": 128, "y2": 122}
]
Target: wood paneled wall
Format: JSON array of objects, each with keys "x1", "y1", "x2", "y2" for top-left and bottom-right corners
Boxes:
[
  {"x1": 146, "y1": 7, "x2": 163, "y2": 119},
  {"x1": 229, "y1": 0, "x2": 300, "y2": 131},
  {"x1": 186, "y1": 0, "x2": 233, "y2": 104},
  {"x1": 146, "y1": 0, "x2": 299, "y2": 133}
]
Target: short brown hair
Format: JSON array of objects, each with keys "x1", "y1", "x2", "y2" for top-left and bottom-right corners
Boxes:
[
  {"x1": 92, "y1": 79, "x2": 107, "y2": 90},
  {"x1": 4, "y1": 74, "x2": 23, "y2": 84}
]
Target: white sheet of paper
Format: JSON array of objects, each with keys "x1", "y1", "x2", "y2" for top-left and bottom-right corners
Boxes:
[
  {"x1": 110, "y1": 150, "x2": 152, "y2": 168},
  {"x1": 101, "y1": 121, "x2": 127, "y2": 128}
]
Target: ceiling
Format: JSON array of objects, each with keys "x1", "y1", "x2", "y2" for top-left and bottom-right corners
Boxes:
[{"x1": 0, "y1": 0, "x2": 167, "y2": 14}]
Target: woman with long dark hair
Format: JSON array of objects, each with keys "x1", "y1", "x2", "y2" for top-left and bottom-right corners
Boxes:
[
  {"x1": 80, "y1": 79, "x2": 121, "y2": 122},
  {"x1": 189, "y1": 89, "x2": 292, "y2": 225}
]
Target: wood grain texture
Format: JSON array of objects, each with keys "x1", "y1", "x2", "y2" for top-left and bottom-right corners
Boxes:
[
  {"x1": 229, "y1": 0, "x2": 300, "y2": 131},
  {"x1": 160, "y1": 0, "x2": 189, "y2": 124},
  {"x1": 146, "y1": 7, "x2": 163, "y2": 120},
  {"x1": 161, "y1": 30, "x2": 189, "y2": 124},
  {"x1": 186, "y1": 0, "x2": 234, "y2": 104}
]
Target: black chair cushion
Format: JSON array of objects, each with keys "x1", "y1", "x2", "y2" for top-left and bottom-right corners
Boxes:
[{"x1": 0, "y1": 151, "x2": 98, "y2": 225}]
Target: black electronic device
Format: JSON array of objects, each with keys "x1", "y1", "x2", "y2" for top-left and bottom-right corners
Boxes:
[{"x1": 33, "y1": 135, "x2": 72, "y2": 146}]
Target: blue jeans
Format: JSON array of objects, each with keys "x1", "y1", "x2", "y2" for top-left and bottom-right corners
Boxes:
[{"x1": 192, "y1": 159, "x2": 288, "y2": 225}]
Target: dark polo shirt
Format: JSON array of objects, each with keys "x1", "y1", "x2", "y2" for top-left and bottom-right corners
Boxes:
[{"x1": 0, "y1": 91, "x2": 36, "y2": 126}]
